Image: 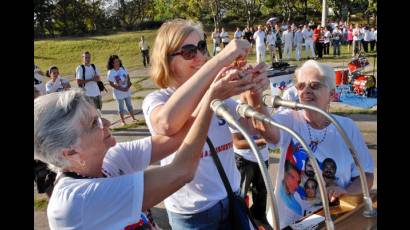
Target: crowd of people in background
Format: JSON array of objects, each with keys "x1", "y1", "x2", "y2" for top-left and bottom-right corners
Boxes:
[{"x1": 210, "y1": 19, "x2": 377, "y2": 64}]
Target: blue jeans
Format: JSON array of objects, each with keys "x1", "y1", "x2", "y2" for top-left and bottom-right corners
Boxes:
[
  {"x1": 116, "y1": 96, "x2": 134, "y2": 114},
  {"x1": 167, "y1": 196, "x2": 233, "y2": 230}
]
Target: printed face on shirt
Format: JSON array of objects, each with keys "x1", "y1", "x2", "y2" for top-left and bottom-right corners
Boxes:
[
  {"x1": 322, "y1": 158, "x2": 337, "y2": 180},
  {"x1": 304, "y1": 158, "x2": 315, "y2": 178},
  {"x1": 285, "y1": 166, "x2": 301, "y2": 194},
  {"x1": 170, "y1": 31, "x2": 208, "y2": 88},
  {"x1": 304, "y1": 179, "x2": 318, "y2": 199}
]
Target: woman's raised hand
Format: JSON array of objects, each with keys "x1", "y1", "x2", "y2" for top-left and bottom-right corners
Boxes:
[
  {"x1": 217, "y1": 39, "x2": 251, "y2": 66},
  {"x1": 208, "y1": 67, "x2": 255, "y2": 101}
]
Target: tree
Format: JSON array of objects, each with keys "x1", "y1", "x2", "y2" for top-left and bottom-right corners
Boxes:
[
  {"x1": 209, "y1": 0, "x2": 223, "y2": 28},
  {"x1": 116, "y1": 0, "x2": 154, "y2": 30},
  {"x1": 34, "y1": 0, "x2": 55, "y2": 37}
]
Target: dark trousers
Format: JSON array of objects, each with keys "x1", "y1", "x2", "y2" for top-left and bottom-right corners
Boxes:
[
  {"x1": 276, "y1": 44, "x2": 282, "y2": 60},
  {"x1": 370, "y1": 40, "x2": 376, "y2": 51},
  {"x1": 235, "y1": 154, "x2": 269, "y2": 222},
  {"x1": 316, "y1": 42, "x2": 323, "y2": 58},
  {"x1": 362, "y1": 41, "x2": 369, "y2": 53},
  {"x1": 323, "y1": 43, "x2": 330, "y2": 55},
  {"x1": 141, "y1": 50, "x2": 150, "y2": 67}
]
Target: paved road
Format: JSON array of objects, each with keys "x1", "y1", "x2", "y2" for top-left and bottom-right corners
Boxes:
[{"x1": 34, "y1": 67, "x2": 377, "y2": 230}]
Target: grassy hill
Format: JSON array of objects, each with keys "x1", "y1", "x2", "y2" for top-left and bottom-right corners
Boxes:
[{"x1": 34, "y1": 30, "x2": 159, "y2": 80}]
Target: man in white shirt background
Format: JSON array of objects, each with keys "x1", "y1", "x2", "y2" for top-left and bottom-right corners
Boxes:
[
  {"x1": 294, "y1": 25, "x2": 304, "y2": 61},
  {"x1": 76, "y1": 51, "x2": 103, "y2": 110},
  {"x1": 253, "y1": 25, "x2": 266, "y2": 63},
  {"x1": 282, "y1": 25, "x2": 294, "y2": 60},
  {"x1": 302, "y1": 25, "x2": 315, "y2": 59}
]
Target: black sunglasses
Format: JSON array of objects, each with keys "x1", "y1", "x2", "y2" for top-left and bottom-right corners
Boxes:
[{"x1": 171, "y1": 40, "x2": 208, "y2": 60}]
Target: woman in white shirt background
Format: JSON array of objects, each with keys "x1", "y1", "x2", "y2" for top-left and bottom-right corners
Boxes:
[
  {"x1": 106, "y1": 54, "x2": 137, "y2": 126},
  {"x1": 45, "y1": 65, "x2": 71, "y2": 94}
]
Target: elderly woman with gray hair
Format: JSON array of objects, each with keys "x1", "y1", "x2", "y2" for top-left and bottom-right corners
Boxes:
[
  {"x1": 266, "y1": 60, "x2": 375, "y2": 228},
  {"x1": 34, "y1": 68, "x2": 248, "y2": 230}
]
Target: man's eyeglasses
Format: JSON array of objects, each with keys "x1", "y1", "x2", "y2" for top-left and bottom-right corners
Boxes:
[
  {"x1": 295, "y1": 80, "x2": 325, "y2": 91},
  {"x1": 170, "y1": 40, "x2": 207, "y2": 60}
]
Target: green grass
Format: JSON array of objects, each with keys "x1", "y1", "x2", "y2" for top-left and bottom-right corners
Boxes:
[
  {"x1": 35, "y1": 30, "x2": 159, "y2": 80},
  {"x1": 34, "y1": 197, "x2": 48, "y2": 210}
]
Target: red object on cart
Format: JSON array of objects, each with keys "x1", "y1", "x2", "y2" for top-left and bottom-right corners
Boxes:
[
  {"x1": 348, "y1": 57, "x2": 369, "y2": 74},
  {"x1": 352, "y1": 75, "x2": 376, "y2": 96}
]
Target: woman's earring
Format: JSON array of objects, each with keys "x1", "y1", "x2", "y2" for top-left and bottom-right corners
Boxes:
[{"x1": 80, "y1": 160, "x2": 86, "y2": 168}]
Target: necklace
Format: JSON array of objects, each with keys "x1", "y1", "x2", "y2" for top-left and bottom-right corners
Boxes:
[{"x1": 306, "y1": 120, "x2": 328, "y2": 151}]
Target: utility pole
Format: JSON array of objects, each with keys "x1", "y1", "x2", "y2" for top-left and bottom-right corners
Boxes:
[{"x1": 321, "y1": 0, "x2": 327, "y2": 27}]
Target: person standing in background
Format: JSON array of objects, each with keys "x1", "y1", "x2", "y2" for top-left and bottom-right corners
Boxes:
[
  {"x1": 211, "y1": 27, "x2": 221, "y2": 56},
  {"x1": 220, "y1": 27, "x2": 230, "y2": 48},
  {"x1": 253, "y1": 25, "x2": 266, "y2": 63},
  {"x1": 107, "y1": 54, "x2": 137, "y2": 126},
  {"x1": 76, "y1": 51, "x2": 103, "y2": 110},
  {"x1": 139, "y1": 36, "x2": 150, "y2": 68},
  {"x1": 282, "y1": 25, "x2": 294, "y2": 60},
  {"x1": 294, "y1": 26, "x2": 304, "y2": 61}
]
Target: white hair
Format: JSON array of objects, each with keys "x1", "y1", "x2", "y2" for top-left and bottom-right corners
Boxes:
[
  {"x1": 34, "y1": 89, "x2": 95, "y2": 172},
  {"x1": 294, "y1": 60, "x2": 336, "y2": 91}
]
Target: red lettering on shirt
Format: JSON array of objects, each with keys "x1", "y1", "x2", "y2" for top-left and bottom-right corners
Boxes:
[{"x1": 200, "y1": 142, "x2": 233, "y2": 158}]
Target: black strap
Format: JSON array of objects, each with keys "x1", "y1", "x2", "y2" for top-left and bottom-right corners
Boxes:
[
  {"x1": 207, "y1": 137, "x2": 258, "y2": 229},
  {"x1": 206, "y1": 137, "x2": 235, "y2": 198},
  {"x1": 81, "y1": 64, "x2": 96, "y2": 81}
]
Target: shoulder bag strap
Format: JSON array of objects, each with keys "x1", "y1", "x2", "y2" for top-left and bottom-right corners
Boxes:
[{"x1": 206, "y1": 137, "x2": 235, "y2": 197}]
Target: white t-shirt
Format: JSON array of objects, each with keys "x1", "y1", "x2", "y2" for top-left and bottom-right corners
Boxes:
[
  {"x1": 294, "y1": 31, "x2": 304, "y2": 44},
  {"x1": 234, "y1": 30, "x2": 242, "y2": 39},
  {"x1": 253, "y1": 31, "x2": 266, "y2": 47},
  {"x1": 363, "y1": 29, "x2": 370, "y2": 41},
  {"x1": 48, "y1": 139, "x2": 152, "y2": 230},
  {"x1": 266, "y1": 32, "x2": 276, "y2": 46},
  {"x1": 282, "y1": 30, "x2": 294, "y2": 45},
  {"x1": 142, "y1": 88, "x2": 241, "y2": 214},
  {"x1": 76, "y1": 64, "x2": 101, "y2": 97},
  {"x1": 232, "y1": 99, "x2": 268, "y2": 162},
  {"x1": 276, "y1": 85, "x2": 299, "y2": 113},
  {"x1": 302, "y1": 30, "x2": 313, "y2": 43},
  {"x1": 353, "y1": 28, "x2": 361, "y2": 41},
  {"x1": 220, "y1": 31, "x2": 230, "y2": 43},
  {"x1": 107, "y1": 67, "x2": 132, "y2": 100},
  {"x1": 233, "y1": 134, "x2": 269, "y2": 162},
  {"x1": 271, "y1": 110, "x2": 374, "y2": 228},
  {"x1": 45, "y1": 76, "x2": 69, "y2": 94},
  {"x1": 102, "y1": 137, "x2": 152, "y2": 176}
]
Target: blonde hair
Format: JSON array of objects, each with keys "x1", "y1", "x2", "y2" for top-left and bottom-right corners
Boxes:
[{"x1": 150, "y1": 19, "x2": 204, "y2": 88}]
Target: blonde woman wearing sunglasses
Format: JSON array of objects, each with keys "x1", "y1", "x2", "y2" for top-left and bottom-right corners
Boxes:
[
  {"x1": 142, "y1": 19, "x2": 278, "y2": 229},
  {"x1": 268, "y1": 60, "x2": 374, "y2": 228}
]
